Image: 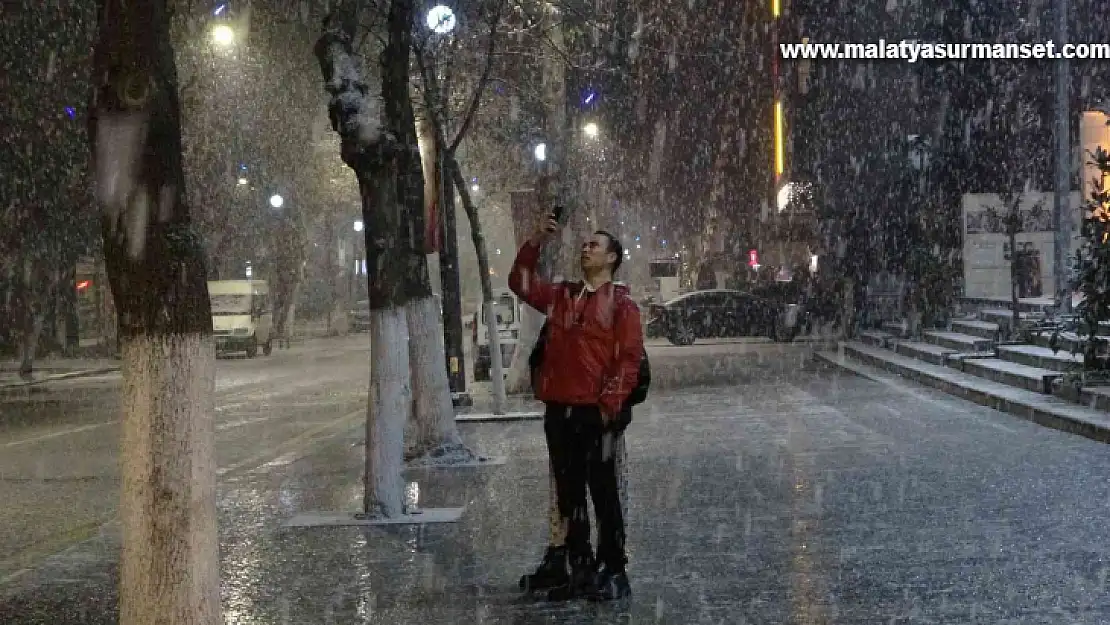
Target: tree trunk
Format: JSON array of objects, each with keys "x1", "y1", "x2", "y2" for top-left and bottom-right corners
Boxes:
[
  {"x1": 90, "y1": 0, "x2": 219, "y2": 622},
  {"x1": 316, "y1": 0, "x2": 426, "y2": 515},
  {"x1": 14, "y1": 259, "x2": 44, "y2": 378},
  {"x1": 449, "y1": 157, "x2": 506, "y2": 413},
  {"x1": 365, "y1": 305, "x2": 408, "y2": 516},
  {"x1": 405, "y1": 294, "x2": 476, "y2": 463},
  {"x1": 118, "y1": 335, "x2": 217, "y2": 624}
]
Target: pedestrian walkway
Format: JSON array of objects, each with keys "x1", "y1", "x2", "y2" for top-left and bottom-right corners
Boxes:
[
  {"x1": 0, "y1": 358, "x2": 120, "y2": 389},
  {"x1": 5, "y1": 365, "x2": 1110, "y2": 623}
]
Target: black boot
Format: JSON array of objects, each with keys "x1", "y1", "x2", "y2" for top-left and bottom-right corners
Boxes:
[
  {"x1": 588, "y1": 564, "x2": 631, "y2": 601},
  {"x1": 519, "y1": 546, "x2": 569, "y2": 592},
  {"x1": 546, "y1": 554, "x2": 597, "y2": 601}
]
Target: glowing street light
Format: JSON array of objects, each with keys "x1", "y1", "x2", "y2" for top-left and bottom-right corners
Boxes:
[
  {"x1": 426, "y1": 5, "x2": 456, "y2": 33},
  {"x1": 269, "y1": 194, "x2": 284, "y2": 209},
  {"x1": 583, "y1": 122, "x2": 599, "y2": 138},
  {"x1": 237, "y1": 177, "x2": 248, "y2": 186},
  {"x1": 353, "y1": 220, "x2": 364, "y2": 232},
  {"x1": 534, "y1": 143, "x2": 547, "y2": 161},
  {"x1": 211, "y1": 24, "x2": 235, "y2": 46}
]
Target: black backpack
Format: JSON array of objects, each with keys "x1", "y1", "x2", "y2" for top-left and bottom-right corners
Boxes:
[{"x1": 530, "y1": 319, "x2": 651, "y2": 408}]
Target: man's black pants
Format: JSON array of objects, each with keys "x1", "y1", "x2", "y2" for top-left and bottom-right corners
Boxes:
[{"x1": 543, "y1": 403, "x2": 627, "y2": 572}]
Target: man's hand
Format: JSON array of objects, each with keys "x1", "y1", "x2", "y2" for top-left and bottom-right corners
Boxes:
[{"x1": 529, "y1": 214, "x2": 560, "y2": 245}]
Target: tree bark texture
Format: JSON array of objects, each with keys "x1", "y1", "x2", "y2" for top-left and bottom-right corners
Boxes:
[
  {"x1": 118, "y1": 335, "x2": 218, "y2": 625},
  {"x1": 89, "y1": 0, "x2": 219, "y2": 622}
]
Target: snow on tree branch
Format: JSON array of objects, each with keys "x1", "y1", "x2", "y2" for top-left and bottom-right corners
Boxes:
[{"x1": 315, "y1": 6, "x2": 392, "y2": 167}]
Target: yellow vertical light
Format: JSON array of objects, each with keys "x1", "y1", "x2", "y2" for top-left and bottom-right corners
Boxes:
[
  {"x1": 774, "y1": 100, "x2": 784, "y2": 177},
  {"x1": 772, "y1": 0, "x2": 780, "y2": 18}
]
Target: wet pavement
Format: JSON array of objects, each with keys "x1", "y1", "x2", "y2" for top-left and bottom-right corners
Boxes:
[
  {"x1": 3, "y1": 342, "x2": 1110, "y2": 623},
  {"x1": 0, "y1": 335, "x2": 372, "y2": 580}
]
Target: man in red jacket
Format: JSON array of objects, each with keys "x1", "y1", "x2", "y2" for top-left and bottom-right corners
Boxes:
[{"x1": 509, "y1": 213, "x2": 642, "y2": 601}]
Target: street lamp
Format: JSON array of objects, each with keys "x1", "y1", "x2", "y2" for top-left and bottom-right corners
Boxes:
[
  {"x1": 426, "y1": 5, "x2": 456, "y2": 33},
  {"x1": 237, "y1": 177, "x2": 248, "y2": 186},
  {"x1": 583, "y1": 122, "x2": 599, "y2": 138},
  {"x1": 211, "y1": 24, "x2": 235, "y2": 46},
  {"x1": 534, "y1": 143, "x2": 547, "y2": 162},
  {"x1": 353, "y1": 220, "x2": 363, "y2": 232},
  {"x1": 269, "y1": 194, "x2": 283, "y2": 209}
]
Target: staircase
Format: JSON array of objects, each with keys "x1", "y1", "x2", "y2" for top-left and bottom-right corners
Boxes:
[{"x1": 834, "y1": 295, "x2": 1110, "y2": 417}]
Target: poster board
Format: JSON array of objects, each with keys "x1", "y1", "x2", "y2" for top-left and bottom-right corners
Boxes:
[{"x1": 961, "y1": 191, "x2": 1081, "y2": 300}]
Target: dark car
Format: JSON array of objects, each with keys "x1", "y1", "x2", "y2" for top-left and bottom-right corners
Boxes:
[{"x1": 647, "y1": 288, "x2": 804, "y2": 345}]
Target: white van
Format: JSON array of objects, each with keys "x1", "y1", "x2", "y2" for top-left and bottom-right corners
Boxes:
[
  {"x1": 209, "y1": 280, "x2": 273, "y2": 357},
  {"x1": 468, "y1": 289, "x2": 522, "y2": 381}
]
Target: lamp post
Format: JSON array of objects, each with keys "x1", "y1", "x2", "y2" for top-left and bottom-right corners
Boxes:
[
  {"x1": 426, "y1": 5, "x2": 470, "y2": 406},
  {"x1": 1052, "y1": 0, "x2": 1071, "y2": 312}
]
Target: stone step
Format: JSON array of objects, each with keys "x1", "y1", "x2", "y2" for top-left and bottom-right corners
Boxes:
[
  {"x1": 958, "y1": 296, "x2": 1057, "y2": 314},
  {"x1": 1053, "y1": 380, "x2": 1110, "y2": 411},
  {"x1": 960, "y1": 358, "x2": 1063, "y2": 394},
  {"x1": 859, "y1": 330, "x2": 893, "y2": 348},
  {"x1": 979, "y1": 308, "x2": 1045, "y2": 328},
  {"x1": 950, "y1": 318, "x2": 1000, "y2": 340},
  {"x1": 996, "y1": 344, "x2": 1084, "y2": 372},
  {"x1": 924, "y1": 330, "x2": 993, "y2": 353},
  {"x1": 881, "y1": 321, "x2": 907, "y2": 338},
  {"x1": 894, "y1": 341, "x2": 955, "y2": 366},
  {"x1": 819, "y1": 342, "x2": 1110, "y2": 444},
  {"x1": 1031, "y1": 331, "x2": 1085, "y2": 354}
]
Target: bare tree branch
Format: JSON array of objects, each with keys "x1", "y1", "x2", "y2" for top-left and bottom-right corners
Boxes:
[{"x1": 448, "y1": 0, "x2": 504, "y2": 153}]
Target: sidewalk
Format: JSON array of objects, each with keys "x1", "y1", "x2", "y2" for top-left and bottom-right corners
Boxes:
[
  {"x1": 0, "y1": 389, "x2": 792, "y2": 624},
  {"x1": 0, "y1": 358, "x2": 120, "y2": 389},
  {"x1": 816, "y1": 342, "x2": 1110, "y2": 444},
  {"x1": 0, "y1": 320, "x2": 343, "y2": 390}
]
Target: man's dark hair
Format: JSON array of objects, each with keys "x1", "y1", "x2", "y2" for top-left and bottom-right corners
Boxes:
[{"x1": 595, "y1": 229, "x2": 623, "y2": 274}]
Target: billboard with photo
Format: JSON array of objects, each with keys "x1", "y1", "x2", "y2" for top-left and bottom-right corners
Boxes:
[{"x1": 961, "y1": 192, "x2": 1081, "y2": 300}]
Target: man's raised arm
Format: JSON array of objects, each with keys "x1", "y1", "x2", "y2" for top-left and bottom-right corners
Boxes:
[{"x1": 509, "y1": 225, "x2": 560, "y2": 314}]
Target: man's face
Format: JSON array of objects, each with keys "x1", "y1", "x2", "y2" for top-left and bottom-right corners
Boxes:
[{"x1": 580, "y1": 232, "x2": 614, "y2": 273}]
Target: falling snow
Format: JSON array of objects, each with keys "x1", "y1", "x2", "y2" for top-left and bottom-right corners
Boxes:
[{"x1": 6, "y1": 0, "x2": 1110, "y2": 622}]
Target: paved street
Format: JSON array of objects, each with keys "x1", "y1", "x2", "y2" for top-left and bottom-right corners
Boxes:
[
  {"x1": 0, "y1": 335, "x2": 372, "y2": 582},
  {"x1": 3, "y1": 338, "x2": 1110, "y2": 623}
]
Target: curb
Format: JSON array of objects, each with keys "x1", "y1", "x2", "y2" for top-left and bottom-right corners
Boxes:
[
  {"x1": 455, "y1": 411, "x2": 543, "y2": 423},
  {"x1": 0, "y1": 366, "x2": 121, "y2": 391},
  {"x1": 815, "y1": 343, "x2": 1110, "y2": 445}
]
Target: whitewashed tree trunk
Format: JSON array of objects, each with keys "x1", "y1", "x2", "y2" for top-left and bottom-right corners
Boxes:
[
  {"x1": 119, "y1": 334, "x2": 219, "y2": 624},
  {"x1": 365, "y1": 307, "x2": 409, "y2": 517},
  {"x1": 91, "y1": 0, "x2": 221, "y2": 618},
  {"x1": 405, "y1": 294, "x2": 476, "y2": 464}
]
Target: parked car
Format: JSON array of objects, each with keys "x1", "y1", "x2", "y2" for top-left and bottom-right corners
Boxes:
[
  {"x1": 209, "y1": 280, "x2": 274, "y2": 357},
  {"x1": 647, "y1": 288, "x2": 805, "y2": 345}
]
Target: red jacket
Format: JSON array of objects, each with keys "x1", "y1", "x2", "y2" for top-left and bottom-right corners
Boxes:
[{"x1": 508, "y1": 240, "x2": 643, "y2": 415}]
